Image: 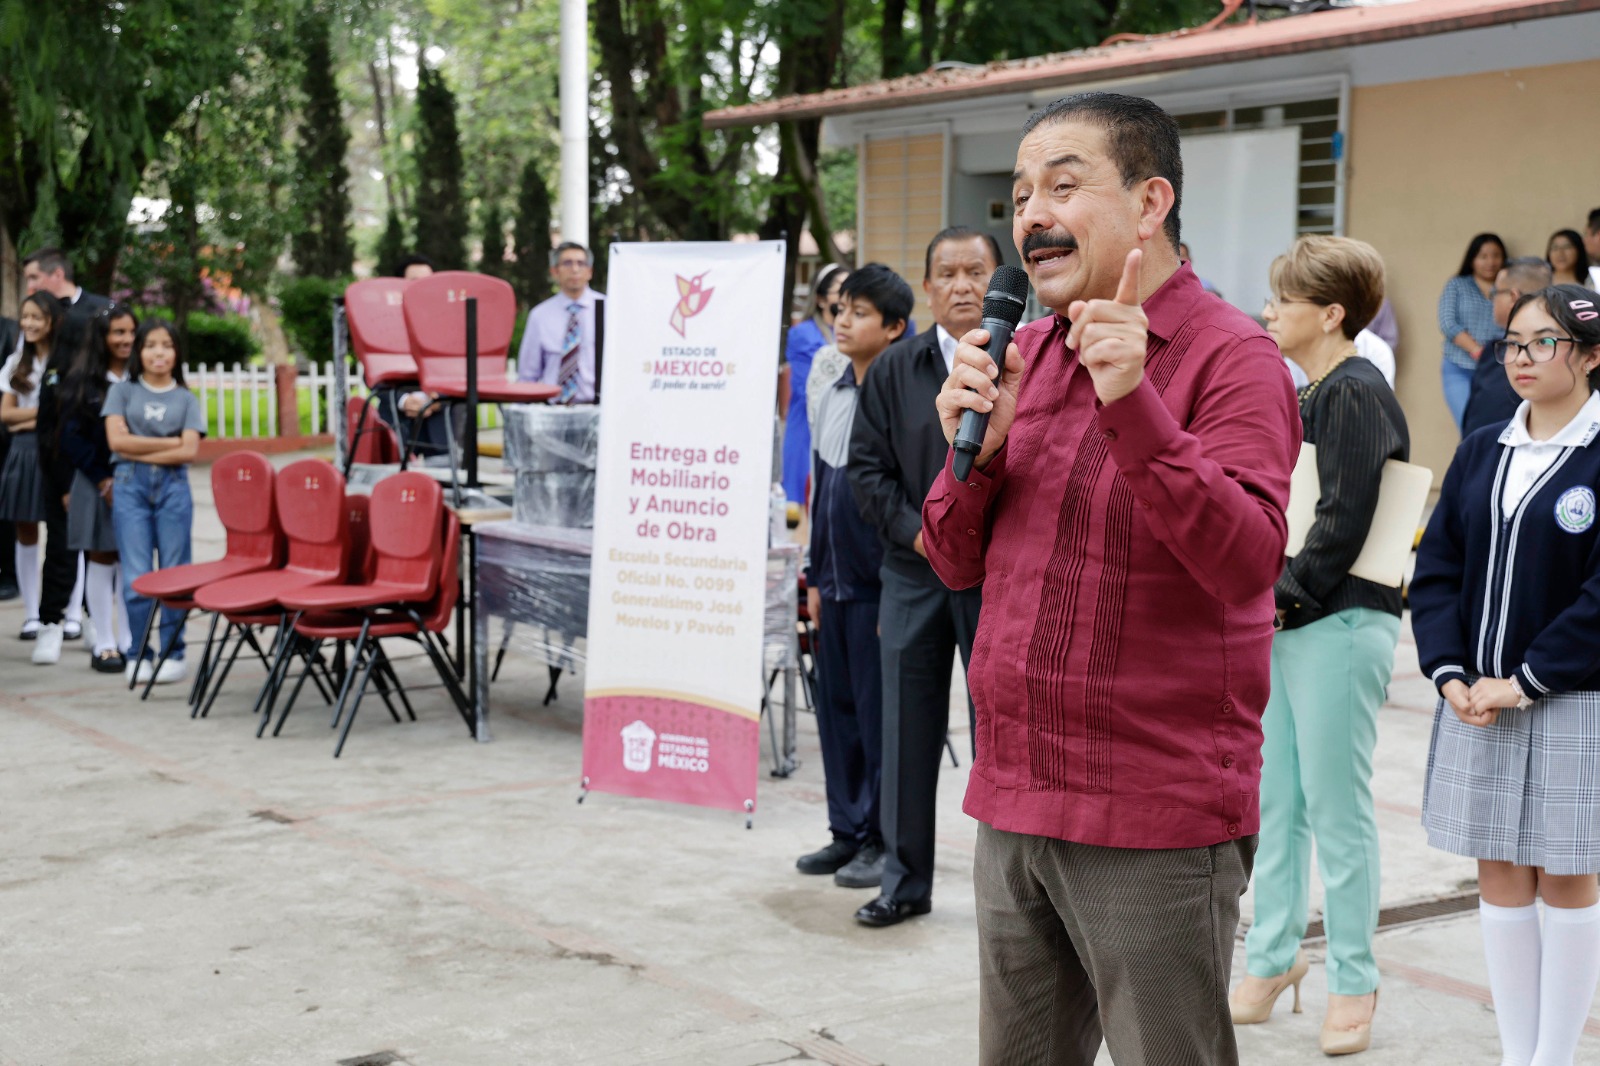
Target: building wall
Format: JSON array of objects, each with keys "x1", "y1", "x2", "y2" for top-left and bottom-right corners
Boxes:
[
  {"x1": 1346, "y1": 58, "x2": 1600, "y2": 485},
  {"x1": 858, "y1": 130, "x2": 947, "y2": 330}
]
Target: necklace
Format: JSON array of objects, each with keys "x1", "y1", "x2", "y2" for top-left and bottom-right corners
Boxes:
[{"x1": 1297, "y1": 348, "x2": 1357, "y2": 405}]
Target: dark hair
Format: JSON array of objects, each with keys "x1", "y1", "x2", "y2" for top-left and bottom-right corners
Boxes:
[
  {"x1": 1502, "y1": 256, "x2": 1553, "y2": 295},
  {"x1": 14, "y1": 291, "x2": 64, "y2": 395},
  {"x1": 810, "y1": 262, "x2": 847, "y2": 323},
  {"x1": 1022, "y1": 92, "x2": 1183, "y2": 248},
  {"x1": 21, "y1": 246, "x2": 73, "y2": 281},
  {"x1": 1546, "y1": 228, "x2": 1591, "y2": 278},
  {"x1": 838, "y1": 262, "x2": 914, "y2": 331},
  {"x1": 549, "y1": 241, "x2": 592, "y2": 268},
  {"x1": 59, "y1": 305, "x2": 138, "y2": 436},
  {"x1": 1505, "y1": 284, "x2": 1600, "y2": 391},
  {"x1": 128, "y1": 318, "x2": 187, "y2": 387},
  {"x1": 1587, "y1": 207, "x2": 1600, "y2": 235},
  {"x1": 393, "y1": 254, "x2": 436, "y2": 277},
  {"x1": 924, "y1": 226, "x2": 1004, "y2": 280},
  {"x1": 1456, "y1": 233, "x2": 1507, "y2": 277}
]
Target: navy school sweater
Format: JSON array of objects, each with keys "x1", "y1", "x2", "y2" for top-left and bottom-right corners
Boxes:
[{"x1": 1411, "y1": 406, "x2": 1600, "y2": 698}]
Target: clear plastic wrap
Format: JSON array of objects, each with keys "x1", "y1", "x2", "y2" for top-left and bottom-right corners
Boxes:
[
  {"x1": 474, "y1": 521, "x2": 802, "y2": 673},
  {"x1": 502, "y1": 404, "x2": 599, "y2": 528}
]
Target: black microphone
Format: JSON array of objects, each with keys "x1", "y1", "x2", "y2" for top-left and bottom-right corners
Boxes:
[{"x1": 952, "y1": 265, "x2": 1030, "y2": 481}]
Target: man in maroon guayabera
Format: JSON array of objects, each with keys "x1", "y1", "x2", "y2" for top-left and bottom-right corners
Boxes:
[{"x1": 924, "y1": 92, "x2": 1301, "y2": 1065}]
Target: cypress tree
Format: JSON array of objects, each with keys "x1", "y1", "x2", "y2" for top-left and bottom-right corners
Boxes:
[
  {"x1": 289, "y1": 11, "x2": 353, "y2": 277},
  {"x1": 413, "y1": 62, "x2": 466, "y2": 270},
  {"x1": 513, "y1": 158, "x2": 553, "y2": 306},
  {"x1": 477, "y1": 200, "x2": 507, "y2": 279},
  {"x1": 375, "y1": 207, "x2": 407, "y2": 278}
]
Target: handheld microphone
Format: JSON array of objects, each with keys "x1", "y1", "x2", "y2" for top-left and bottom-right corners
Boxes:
[{"x1": 952, "y1": 265, "x2": 1030, "y2": 481}]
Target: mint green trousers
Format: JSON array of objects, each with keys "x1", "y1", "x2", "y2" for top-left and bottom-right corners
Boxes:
[{"x1": 1245, "y1": 607, "x2": 1400, "y2": 995}]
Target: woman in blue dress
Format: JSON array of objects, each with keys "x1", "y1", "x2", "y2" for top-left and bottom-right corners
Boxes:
[{"x1": 782, "y1": 264, "x2": 847, "y2": 503}]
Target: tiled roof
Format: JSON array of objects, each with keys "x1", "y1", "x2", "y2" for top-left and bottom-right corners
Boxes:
[{"x1": 704, "y1": 0, "x2": 1597, "y2": 128}]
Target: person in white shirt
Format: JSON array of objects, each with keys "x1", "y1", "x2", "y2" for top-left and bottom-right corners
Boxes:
[{"x1": 517, "y1": 242, "x2": 604, "y2": 404}]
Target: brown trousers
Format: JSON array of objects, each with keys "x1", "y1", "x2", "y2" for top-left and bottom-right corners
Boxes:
[{"x1": 975, "y1": 823, "x2": 1256, "y2": 1066}]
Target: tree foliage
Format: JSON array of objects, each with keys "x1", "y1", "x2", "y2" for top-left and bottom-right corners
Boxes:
[
  {"x1": 374, "y1": 206, "x2": 408, "y2": 278},
  {"x1": 290, "y1": 8, "x2": 354, "y2": 277},
  {"x1": 412, "y1": 60, "x2": 467, "y2": 270},
  {"x1": 477, "y1": 200, "x2": 507, "y2": 279},
  {"x1": 513, "y1": 158, "x2": 553, "y2": 307}
]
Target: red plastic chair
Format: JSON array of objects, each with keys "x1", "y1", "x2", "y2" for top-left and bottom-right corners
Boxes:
[
  {"x1": 194, "y1": 458, "x2": 348, "y2": 728},
  {"x1": 345, "y1": 278, "x2": 419, "y2": 390},
  {"x1": 275, "y1": 509, "x2": 470, "y2": 756},
  {"x1": 402, "y1": 271, "x2": 559, "y2": 405},
  {"x1": 346, "y1": 396, "x2": 400, "y2": 465},
  {"x1": 129, "y1": 452, "x2": 282, "y2": 701},
  {"x1": 278, "y1": 472, "x2": 443, "y2": 614}
]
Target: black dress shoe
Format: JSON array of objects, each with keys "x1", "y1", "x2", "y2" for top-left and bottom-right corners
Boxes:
[
  {"x1": 796, "y1": 839, "x2": 858, "y2": 875},
  {"x1": 833, "y1": 842, "x2": 885, "y2": 888},
  {"x1": 854, "y1": 893, "x2": 932, "y2": 927}
]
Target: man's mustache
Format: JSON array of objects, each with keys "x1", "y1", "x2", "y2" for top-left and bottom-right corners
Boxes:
[{"x1": 1021, "y1": 231, "x2": 1079, "y2": 260}]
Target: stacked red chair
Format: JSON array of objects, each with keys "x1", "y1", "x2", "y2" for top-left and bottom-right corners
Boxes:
[
  {"x1": 273, "y1": 471, "x2": 471, "y2": 756},
  {"x1": 401, "y1": 272, "x2": 560, "y2": 407},
  {"x1": 343, "y1": 278, "x2": 419, "y2": 474},
  {"x1": 194, "y1": 458, "x2": 348, "y2": 732},
  {"x1": 127, "y1": 452, "x2": 283, "y2": 703},
  {"x1": 345, "y1": 396, "x2": 400, "y2": 466}
]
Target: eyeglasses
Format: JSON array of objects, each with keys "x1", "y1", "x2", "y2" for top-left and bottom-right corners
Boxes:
[
  {"x1": 1492, "y1": 336, "x2": 1578, "y2": 364},
  {"x1": 555, "y1": 259, "x2": 589, "y2": 271},
  {"x1": 1263, "y1": 295, "x2": 1323, "y2": 311}
]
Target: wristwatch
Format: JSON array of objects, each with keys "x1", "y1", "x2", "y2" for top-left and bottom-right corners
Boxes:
[{"x1": 1508, "y1": 675, "x2": 1535, "y2": 711}]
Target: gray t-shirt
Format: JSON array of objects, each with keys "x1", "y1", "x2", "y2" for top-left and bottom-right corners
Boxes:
[{"x1": 102, "y1": 380, "x2": 206, "y2": 460}]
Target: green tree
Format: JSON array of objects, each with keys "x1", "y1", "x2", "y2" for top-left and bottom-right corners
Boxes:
[
  {"x1": 375, "y1": 206, "x2": 408, "y2": 278},
  {"x1": 291, "y1": 9, "x2": 354, "y2": 277},
  {"x1": 413, "y1": 61, "x2": 467, "y2": 270},
  {"x1": 477, "y1": 200, "x2": 507, "y2": 278},
  {"x1": 513, "y1": 158, "x2": 553, "y2": 306}
]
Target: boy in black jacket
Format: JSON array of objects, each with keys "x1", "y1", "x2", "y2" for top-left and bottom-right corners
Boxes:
[{"x1": 796, "y1": 264, "x2": 911, "y2": 904}]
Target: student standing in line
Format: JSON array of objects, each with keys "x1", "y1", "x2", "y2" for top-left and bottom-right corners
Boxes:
[
  {"x1": 795, "y1": 264, "x2": 912, "y2": 903},
  {"x1": 1437, "y1": 233, "x2": 1507, "y2": 431},
  {"x1": 104, "y1": 319, "x2": 205, "y2": 684},
  {"x1": 783, "y1": 263, "x2": 847, "y2": 502},
  {"x1": 60, "y1": 305, "x2": 138, "y2": 672},
  {"x1": 31, "y1": 311, "x2": 92, "y2": 664},
  {"x1": 0, "y1": 292, "x2": 64, "y2": 639},
  {"x1": 1411, "y1": 284, "x2": 1600, "y2": 1066}
]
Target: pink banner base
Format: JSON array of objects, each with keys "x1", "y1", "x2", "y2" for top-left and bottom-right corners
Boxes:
[{"x1": 582, "y1": 693, "x2": 759, "y2": 813}]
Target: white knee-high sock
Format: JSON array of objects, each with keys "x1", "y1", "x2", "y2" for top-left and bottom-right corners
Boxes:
[
  {"x1": 1531, "y1": 901, "x2": 1600, "y2": 1066},
  {"x1": 1481, "y1": 900, "x2": 1543, "y2": 1066},
  {"x1": 15, "y1": 542, "x2": 40, "y2": 623},
  {"x1": 113, "y1": 566, "x2": 132, "y2": 654},
  {"x1": 65, "y1": 553, "x2": 84, "y2": 624},
  {"x1": 86, "y1": 562, "x2": 118, "y2": 655}
]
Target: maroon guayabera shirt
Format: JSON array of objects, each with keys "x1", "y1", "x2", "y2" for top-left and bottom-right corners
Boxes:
[{"x1": 923, "y1": 264, "x2": 1301, "y2": 849}]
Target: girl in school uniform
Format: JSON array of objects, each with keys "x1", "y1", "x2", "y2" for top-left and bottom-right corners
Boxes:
[
  {"x1": 1412, "y1": 283, "x2": 1600, "y2": 1066},
  {"x1": 104, "y1": 318, "x2": 205, "y2": 684},
  {"x1": 58, "y1": 305, "x2": 137, "y2": 672},
  {"x1": 0, "y1": 291, "x2": 64, "y2": 639}
]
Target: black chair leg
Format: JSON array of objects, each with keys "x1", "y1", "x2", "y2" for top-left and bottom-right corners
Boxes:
[
  {"x1": 272, "y1": 639, "x2": 323, "y2": 736},
  {"x1": 491, "y1": 621, "x2": 515, "y2": 681},
  {"x1": 368, "y1": 656, "x2": 402, "y2": 722},
  {"x1": 140, "y1": 609, "x2": 191, "y2": 701},
  {"x1": 198, "y1": 624, "x2": 253, "y2": 720},
  {"x1": 377, "y1": 646, "x2": 416, "y2": 721},
  {"x1": 333, "y1": 638, "x2": 381, "y2": 758},
  {"x1": 328, "y1": 620, "x2": 372, "y2": 730},
  {"x1": 189, "y1": 613, "x2": 222, "y2": 708},
  {"x1": 253, "y1": 620, "x2": 301, "y2": 737},
  {"x1": 419, "y1": 630, "x2": 475, "y2": 732},
  {"x1": 128, "y1": 601, "x2": 159, "y2": 692}
]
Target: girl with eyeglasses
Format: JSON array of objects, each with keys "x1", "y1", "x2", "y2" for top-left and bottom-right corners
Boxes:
[{"x1": 1412, "y1": 284, "x2": 1600, "y2": 1066}]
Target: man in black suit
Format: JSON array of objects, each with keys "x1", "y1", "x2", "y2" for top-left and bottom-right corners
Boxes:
[
  {"x1": 1462, "y1": 256, "x2": 1551, "y2": 437},
  {"x1": 847, "y1": 225, "x2": 1000, "y2": 927},
  {"x1": 22, "y1": 247, "x2": 113, "y2": 323}
]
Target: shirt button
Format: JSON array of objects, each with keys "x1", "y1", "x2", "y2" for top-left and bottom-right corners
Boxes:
[
  {"x1": 1226, "y1": 822, "x2": 1240, "y2": 836},
  {"x1": 1221, "y1": 754, "x2": 1235, "y2": 768},
  {"x1": 1221, "y1": 699, "x2": 1234, "y2": 715},
  {"x1": 1103, "y1": 427, "x2": 1118, "y2": 442},
  {"x1": 967, "y1": 528, "x2": 977, "y2": 536}
]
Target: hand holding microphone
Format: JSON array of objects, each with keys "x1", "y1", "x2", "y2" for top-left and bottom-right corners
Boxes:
[{"x1": 942, "y1": 266, "x2": 1030, "y2": 480}]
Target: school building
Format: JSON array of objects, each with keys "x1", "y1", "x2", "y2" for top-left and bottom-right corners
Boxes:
[{"x1": 707, "y1": 0, "x2": 1600, "y2": 483}]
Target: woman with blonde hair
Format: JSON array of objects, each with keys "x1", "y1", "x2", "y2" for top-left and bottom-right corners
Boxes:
[{"x1": 1232, "y1": 236, "x2": 1409, "y2": 1056}]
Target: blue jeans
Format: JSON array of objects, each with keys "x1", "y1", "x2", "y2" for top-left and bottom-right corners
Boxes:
[
  {"x1": 113, "y1": 462, "x2": 193, "y2": 662},
  {"x1": 1441, "y1": 358, "x2": 1474, "y2": 431}
]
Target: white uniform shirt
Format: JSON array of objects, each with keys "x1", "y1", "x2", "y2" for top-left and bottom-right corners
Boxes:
[
  {"x1": 1499, "y1": 391, "x2": 1600, "y2": 517},
  {"x1": 0, "y1": 350, "x2": 46, "y2": 409}
]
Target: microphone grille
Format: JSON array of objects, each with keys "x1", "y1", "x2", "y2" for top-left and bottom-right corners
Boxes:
[{"x1": 982, "y1": 265, "x2": 1031, "y2": 327}]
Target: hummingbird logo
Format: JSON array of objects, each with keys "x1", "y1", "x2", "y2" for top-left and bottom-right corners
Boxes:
[{"x1": 669, "y1": 271, "x2": 714, "y2": 337}]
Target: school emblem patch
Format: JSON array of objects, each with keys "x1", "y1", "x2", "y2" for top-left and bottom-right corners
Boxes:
[{"x1": 1554, "y1": 486, "x2": 1596, "y2": 534}]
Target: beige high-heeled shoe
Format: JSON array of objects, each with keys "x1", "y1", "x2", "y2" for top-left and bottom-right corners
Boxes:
[
  {"x1": 1229, "y1": 949, "x2": 1309, "y2": 1024},
  {"x1": 1319, "y1": 988, "x2": 1379, "y2": 1056}
]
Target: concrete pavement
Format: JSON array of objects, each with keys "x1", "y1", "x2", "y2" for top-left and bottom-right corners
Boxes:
[{"x1": 0, "y1": 458, "x2": 1595, "y2": 1065}]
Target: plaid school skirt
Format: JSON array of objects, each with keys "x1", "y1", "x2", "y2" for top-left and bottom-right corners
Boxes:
[{"x1": 1422, "y1": 688, "x2": 1600, "y2": 875}]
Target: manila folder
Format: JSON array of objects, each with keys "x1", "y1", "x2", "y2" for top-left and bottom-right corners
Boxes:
[{"x1": 1284, "y1": 442, "x2": 1433, "y2": 589}]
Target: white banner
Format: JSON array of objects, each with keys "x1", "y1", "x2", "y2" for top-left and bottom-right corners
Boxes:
[{"x1": 582, "y1": 240, "x2": 785, "y2": 812}]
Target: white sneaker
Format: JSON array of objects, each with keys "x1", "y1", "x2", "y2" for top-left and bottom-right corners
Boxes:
[
  {"x1": 135, "y1": 660, "x2": 154, "y2": 683},
  {"x1": 153, "y1": 658, "x2": 187, "y2": 685},
  {"x1": 31, "y1": 623, "x2": 63, "y2": 665},
  {"x1": 63, "y1": 618, "x2": 85, "y2": 642}
]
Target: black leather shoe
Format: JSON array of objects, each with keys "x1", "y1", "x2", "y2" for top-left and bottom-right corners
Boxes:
[
  {"x1": 854, "y1": 893, "x2": 932, "y2": 927},
  {"x1": 796, "y1": 839, "x2": 858, "y2": 875},
  {"x1": 0, "y1": 580, "x2": 18, "y2": 601},
  {"x1": 833, "y1": 842, "x2": 885, "y2": 888}
]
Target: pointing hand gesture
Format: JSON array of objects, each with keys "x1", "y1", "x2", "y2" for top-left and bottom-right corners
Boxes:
[{"x1": 1066, "y1": 248, "x2": 1148, "y2": 406}]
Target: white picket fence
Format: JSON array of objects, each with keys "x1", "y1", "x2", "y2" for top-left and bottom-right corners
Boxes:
[{"x1": 192, "y1": 362, "x2": 501, "y2": 440}]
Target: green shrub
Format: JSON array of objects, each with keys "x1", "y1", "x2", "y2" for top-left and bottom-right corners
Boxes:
[
  {"x1": 278, "y1": 275, "x2": 347, "y2": 364},
  {"x1": 184, "y1": 311, "x2": 260, "y2": 368}
]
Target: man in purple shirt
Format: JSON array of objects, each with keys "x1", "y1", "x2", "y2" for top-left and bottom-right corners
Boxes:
[
  {"x1": 517, "y1": 241, "x2": 605, "y2": 404},
  {"x1": 926, "y1": 93, "x2": 1300, "y2": 1064}
]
